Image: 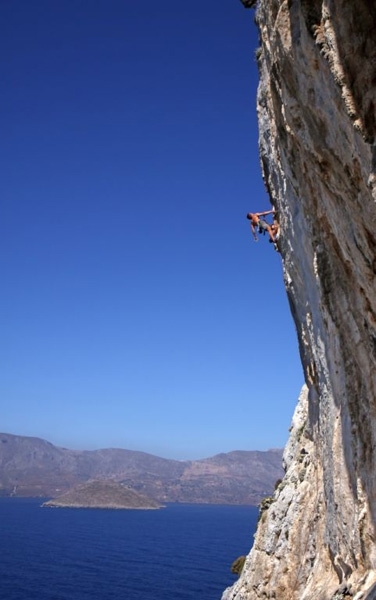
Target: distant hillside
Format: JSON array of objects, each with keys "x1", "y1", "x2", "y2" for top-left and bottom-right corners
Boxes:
[
  {"x1": 0, "y1": 432, "x2": 283, "y2": 505},
  {"x1": 43, "y1": 479, "x2": 163, "y2": 510}
]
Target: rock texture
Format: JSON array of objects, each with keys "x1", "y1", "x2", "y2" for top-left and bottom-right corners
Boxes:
[{"x1": 223, "y1": 1, "x2": 376, "y2": 599}]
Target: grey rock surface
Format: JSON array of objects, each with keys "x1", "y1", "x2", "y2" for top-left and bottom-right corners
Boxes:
[{"x1": 223, "y1": 0, "x2": 376, "y2": 598}]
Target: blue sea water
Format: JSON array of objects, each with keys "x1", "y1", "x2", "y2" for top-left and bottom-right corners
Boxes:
[{"x1": 0, "y1": 499, "x2": 258, "y2": 600}]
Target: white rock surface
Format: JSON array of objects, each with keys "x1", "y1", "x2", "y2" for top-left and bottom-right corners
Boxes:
[{"x1": 223, "y1": 0, "x2": 376, "y2": 598}]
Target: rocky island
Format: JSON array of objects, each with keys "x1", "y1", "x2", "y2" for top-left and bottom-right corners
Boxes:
[{"x1": 42, "y1": 479, "x2": 163, "y2": 510}]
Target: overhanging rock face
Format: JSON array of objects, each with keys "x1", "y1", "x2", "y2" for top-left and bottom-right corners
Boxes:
[{"x1": 223, "y1": 1, "x2": 376, "y2": 598}]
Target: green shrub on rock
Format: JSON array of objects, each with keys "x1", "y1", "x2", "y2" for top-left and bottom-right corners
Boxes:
[{"x1": 231, "y1": 555, "x2": 246, "y2": 576}]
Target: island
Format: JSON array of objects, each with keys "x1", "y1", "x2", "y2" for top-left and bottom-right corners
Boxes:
[{"x1": 42, "y1": 479, "x2": 164, "y2": 510}]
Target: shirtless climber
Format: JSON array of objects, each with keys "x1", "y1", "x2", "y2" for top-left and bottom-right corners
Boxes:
[{"x1": 246, "y1": 210, "x2": 277, "y2": 243}]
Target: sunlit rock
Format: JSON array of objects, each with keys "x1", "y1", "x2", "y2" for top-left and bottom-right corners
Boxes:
[{"x1": 223, "y1": 0, "x2": 376, "y2": 598}]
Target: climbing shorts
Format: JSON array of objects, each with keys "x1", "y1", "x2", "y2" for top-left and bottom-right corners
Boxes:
[{"x1": 258, "y1": 219, "x2": 269, "y2": 234}]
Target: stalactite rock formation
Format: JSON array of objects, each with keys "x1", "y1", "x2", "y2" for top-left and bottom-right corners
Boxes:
[{"x1": 223, "y1": 1, "x2": 376, "y2": 598}]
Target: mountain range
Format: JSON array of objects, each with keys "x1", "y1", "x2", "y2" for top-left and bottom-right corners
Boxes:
[{"x1": 0, "y1": 432, "x2": 283, "y2": 505}]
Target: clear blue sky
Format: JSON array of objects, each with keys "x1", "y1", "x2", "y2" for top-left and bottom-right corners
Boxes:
[{"x1": 1, "y1": 0, "x2": 303, "y2": 460}]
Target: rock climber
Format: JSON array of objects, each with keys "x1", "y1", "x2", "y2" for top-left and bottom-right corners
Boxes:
[{"x1": 246, "y1": 210, "x2": 277, "y2": 244}]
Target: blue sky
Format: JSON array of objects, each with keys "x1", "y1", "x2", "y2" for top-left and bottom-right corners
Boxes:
[{"x1": 1, "y1": 0, "x2": 303, "y2": 460}]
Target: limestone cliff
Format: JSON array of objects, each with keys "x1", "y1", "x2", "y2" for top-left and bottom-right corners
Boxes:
[{"x1": 223, "y1": 1, "x2": 376, "y2": 599}]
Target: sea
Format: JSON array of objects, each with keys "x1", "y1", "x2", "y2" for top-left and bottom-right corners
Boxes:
[{"x1": 0, "y1": 498, "x2": 258, "y2": 600}]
